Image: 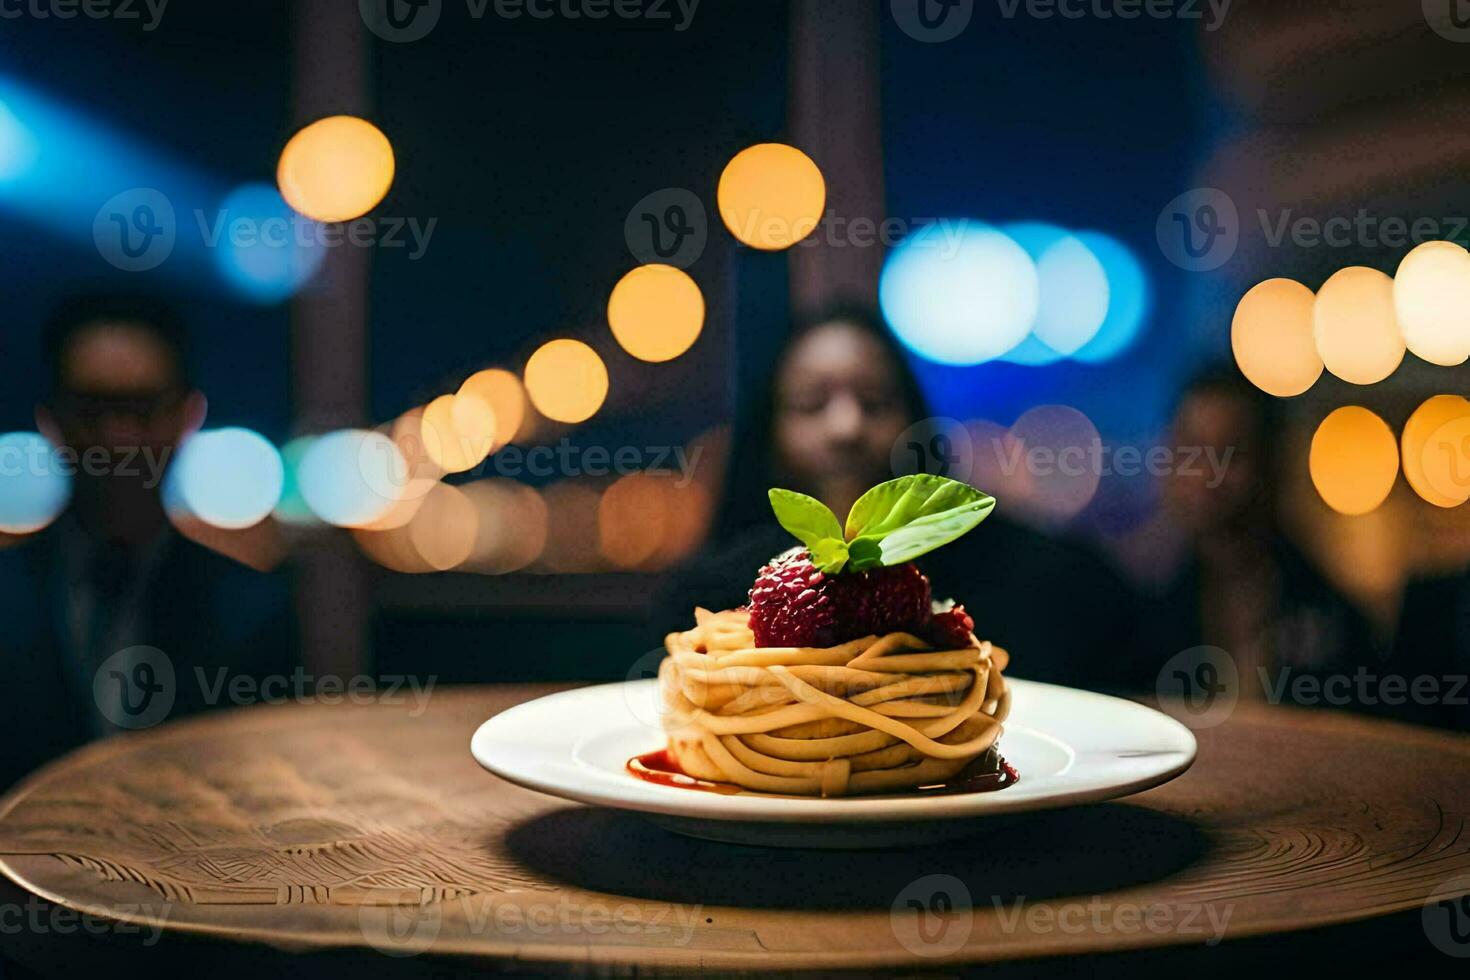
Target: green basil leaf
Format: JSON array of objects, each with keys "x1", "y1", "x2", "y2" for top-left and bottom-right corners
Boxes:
[
  {"x1": 870, "y1": 495, "x2": 995, "y2": 566},
  {"x1": 845, "y1": 475, "x2": 995, "y2": 566},
  {"x1": 810, "y1": 537, "x2": 850, "y2": 573},
  {"x1": 846, "y1": 536, "x2": 884, "y2": 571},
  {"x1": 845, "y1": 475, "x2": 987, "y2": 539},
  {"x1": 768, "y1": 488, "x2": 843, "y2": 552}
]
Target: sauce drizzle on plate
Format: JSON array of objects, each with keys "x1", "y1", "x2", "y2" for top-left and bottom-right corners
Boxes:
[
  {"x1": 627, "y1": 750, "x2": 741, "y2": 794},
  {"x1": 627, "y1": 749, "x2": 1019, "y2": 797}
]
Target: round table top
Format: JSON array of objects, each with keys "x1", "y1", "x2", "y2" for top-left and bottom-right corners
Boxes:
[{"x1": 1, "y1": 684, "x2": 1468, "y2": 974}]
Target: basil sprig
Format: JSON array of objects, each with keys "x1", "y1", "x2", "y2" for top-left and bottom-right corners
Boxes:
[{"x1": 767, "y1": 476, "x2": 995, "y2": 573}]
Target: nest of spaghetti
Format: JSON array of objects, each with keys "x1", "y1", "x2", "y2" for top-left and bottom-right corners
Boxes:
[{"x1": 658, "y1": 607, "x2": 1011, "y2": 797}]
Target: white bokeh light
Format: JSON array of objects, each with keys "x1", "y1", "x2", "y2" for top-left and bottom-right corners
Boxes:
[
  {"x1": 0, "y1": 431, "x2": 70, "y2": 533},
  {"x1": 879, "y1": 219, "x2": 1039, "y2": 365},
  {"x1": 166, "y1": 427, "x2": 284, "y2": 529},
  {"x1": 297, "y1": 429, "x2": 408, "y2": 528},
  {"x1": 1393, "y1": 240, "x2": 1470, "y2": 367}
]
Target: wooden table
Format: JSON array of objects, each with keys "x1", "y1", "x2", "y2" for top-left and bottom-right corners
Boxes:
[{"x1": 1, "y1": 685, "x2": 1468, "y2": 976}]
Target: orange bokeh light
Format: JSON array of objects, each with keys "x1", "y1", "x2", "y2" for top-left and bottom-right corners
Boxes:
[
  {"x1": 1402, "y1": 394, "x2": 1470, "y2": 508},
  {"x1": 598, "y1": 473, "x2": 671, "y2": 569},
  {"x1": 355, "y1": 482, "x2": 477, "y2": 574},
  {"x1": 598, "y1": 432, "x2": 718, "y2": 571},
  {"x1": 353, "y1": 524, "x2": 433, "y2": 574},
  {"x1": 523, "y1": 340, "x2": 609, "y2": 424},
  {"x1": 607, "y1": 264, "x2": 705, "y2": 363},
  {"x1": 1231, "y1": 278, "x2": 1322, "y2": 397},
  {"x1": 1312, "y1": 267, "x2": 1405, "y2": 385},
  {"x1": 421, "y1": 393, "x2": 496, "y2": 475},
  {"x1": 277, "y1": 115, "x2": 395, "y2": 223},
  {"x1": 460, "y1": 479, "x2": 548, "y2": 574},
  {"x1": 458, "y1": 369, "x2": 527, "y2": 450},
  {"x1": 409, "y1": 482, "x2": 478, "y2": 571},
  {"x1": 1309, "y1": 406, "x2": 1399, "y2": 516},
  {"x1": 717, "y1": 143, "x2": 826, "y2": 250}
]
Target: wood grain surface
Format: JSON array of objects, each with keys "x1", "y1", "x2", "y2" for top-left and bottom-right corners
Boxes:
[{"x1": 0, "y1": 685, "x2": 1467, "y2": 975}]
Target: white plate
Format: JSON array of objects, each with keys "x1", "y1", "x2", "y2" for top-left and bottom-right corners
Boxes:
[{"x1": 471, "y1": 678, "x2": 1196, "y2": 848}]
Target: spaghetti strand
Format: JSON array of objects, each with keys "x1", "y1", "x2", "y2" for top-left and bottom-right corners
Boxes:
[{"x1": 657, "y1": 609, "x2": 1011, "y2": 797}]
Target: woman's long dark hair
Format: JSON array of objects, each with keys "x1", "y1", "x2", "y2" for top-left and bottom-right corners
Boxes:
[{"x1": 709, "y1": 301, "x2": 932, "y2": 544}]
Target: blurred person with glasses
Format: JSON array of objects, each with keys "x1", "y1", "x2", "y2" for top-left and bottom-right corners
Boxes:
[{"x1": 0, "y1": 295, "x2": 296, "y2": 790}]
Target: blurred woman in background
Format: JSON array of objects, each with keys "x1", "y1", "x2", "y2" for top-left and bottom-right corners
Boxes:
[
  {"x1": 654, "y1": 303, "x2": 1139, "y2": 687},
  {"x1": 1122, "y1": 367, "x2": 1383, "y2": 700}
]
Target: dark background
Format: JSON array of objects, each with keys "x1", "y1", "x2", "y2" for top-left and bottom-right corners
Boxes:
[{"x1": 3, "y1": 1, "x2": 1467, "y2": 679}]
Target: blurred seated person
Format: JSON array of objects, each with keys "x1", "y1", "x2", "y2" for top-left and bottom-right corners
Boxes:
[
  {"x1": 1391, "y1": 568, "x2": 1469, "y2": 731},
  {"x1": 0, "y1": 295, "x2": 296, "y2": 791},
  {"x1": 1119, "y1": 366, "x2": 1381, "y2": 700},
  {"x1": 653, "y1": 303, "x2": 1138, "y2": 687}
]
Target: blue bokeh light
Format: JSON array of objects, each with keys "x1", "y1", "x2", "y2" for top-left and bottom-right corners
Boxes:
[
  {"x1": 0, "y1": 432, "x2": 71, "y2": 533},
  {"x1": 0, "y1": 76, "x2": 217, "y2": 279},
  {"x1": 998, "y1": 222, "x2": 1068, "y2": 366},
  {"x1": 1072, "y1": 231, "x2": 1150, "y2": 363},
  {"x1": 297, "y1": 429, "x2": 404, "y2": 528},
  {"x1": 273, "y1": 435, "x2": 321, "y2": 525},
  {"x1": 213, "y1": 183, "x2": 326, "y2": 304},
  {"x1": 879, "y1": 219, "x2": 1039, "y2": 365},
  {"x1": 0, "y1": 98, "x2": 39, "y2": 181},
  {"x1": 1033, "y1": 234, "x2": 1109, "y2": 355},
  {"x1": 165, "y1": 427, "x2": 284, "y2": 530}
]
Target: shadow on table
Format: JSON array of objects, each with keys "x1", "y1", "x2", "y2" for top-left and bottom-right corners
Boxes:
[{"x1": 502, "y1": 802, "x2": 1208, "y2": 909}]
